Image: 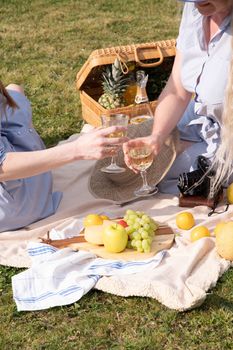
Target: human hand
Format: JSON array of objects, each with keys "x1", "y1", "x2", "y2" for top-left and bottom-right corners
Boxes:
[
  {"x1": 123, "y1": 134, "x2": 162, "y2": 173},
  {"x1": 73, "y1": 125, "x2": 128, "y2": 160}
]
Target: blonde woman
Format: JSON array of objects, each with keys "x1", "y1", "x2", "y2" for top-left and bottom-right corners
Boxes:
[
  {"x1": 124, "y1": 0, "x2": 233, "y2": 194},
  {"x1": 0, "y1": 82, "x2": 127, "y2": 231}
]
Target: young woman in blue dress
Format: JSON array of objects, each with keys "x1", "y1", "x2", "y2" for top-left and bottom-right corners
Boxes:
[{"x1": 0, "y1": 82, "x2": 127, "y2": 231}]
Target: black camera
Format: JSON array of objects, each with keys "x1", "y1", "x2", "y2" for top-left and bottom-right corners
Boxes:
[
  {"x1": 178, "y1": 155, "x2": 215, "y2": 198},
  {"x1": 177, "y1": 156, "x2": 222, "y2": 209}
]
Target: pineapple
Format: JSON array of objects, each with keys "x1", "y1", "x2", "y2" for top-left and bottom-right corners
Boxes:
[{"x1": 98, "y1": 58, "x2": 130, "y2": 109}]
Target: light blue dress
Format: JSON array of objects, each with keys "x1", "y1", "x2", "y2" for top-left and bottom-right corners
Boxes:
[
  {"x1": 0, "y1": 90, "x2": 62, "y2": 232},
  {"x1": 158, "y1": 3, "x2": 232, "y2": 194}
]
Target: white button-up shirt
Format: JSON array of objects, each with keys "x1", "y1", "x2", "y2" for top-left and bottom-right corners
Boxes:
[{"x1": 177, "y1": 3, "x2": 232, "y2": 122}]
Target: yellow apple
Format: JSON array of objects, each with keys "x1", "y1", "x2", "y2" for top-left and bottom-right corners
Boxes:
[{"x1": 102, "y1": 223, "x2": 128, "y2": 253}]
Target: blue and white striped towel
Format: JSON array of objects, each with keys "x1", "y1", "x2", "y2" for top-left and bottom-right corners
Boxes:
[{"x1": 12, "y1": 242, "x2": 165, "y2": 311}]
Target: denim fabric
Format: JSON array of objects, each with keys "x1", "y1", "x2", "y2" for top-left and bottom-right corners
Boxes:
[
  {"x1": 0, "y1": 90, "x2": 62, "y2": 232},
  {"x1": 159, "y1": 101, "x2": 221, "y2": 194}
]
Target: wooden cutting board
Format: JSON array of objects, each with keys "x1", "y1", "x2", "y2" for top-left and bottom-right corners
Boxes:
[{"x1": 42, "y1": 225, "x2": 175, "y2": 261}]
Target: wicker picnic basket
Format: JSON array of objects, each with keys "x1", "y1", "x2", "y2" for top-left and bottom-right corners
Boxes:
[{"x1": 76, "y1": 39, "x2": 176, "y2": 126}]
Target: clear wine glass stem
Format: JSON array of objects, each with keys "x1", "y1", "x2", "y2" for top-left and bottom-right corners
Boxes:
[
  {"x1": 110, "y1": 156, "x2": 117, "y2": 167},
  {"x1": 140, "y1": 170, "x2": 150, "y2": 190}
]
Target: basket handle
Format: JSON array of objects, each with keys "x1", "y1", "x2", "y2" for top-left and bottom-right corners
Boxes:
[
  {"x1": 115, "y1": 52, "x2": 130, "y2": 74},
  {"x1": 134, "y1": 44, "x2": 164, "y2": 68}
]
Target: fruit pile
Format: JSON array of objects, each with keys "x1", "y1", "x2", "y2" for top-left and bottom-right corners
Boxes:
[
  {"x1": 175, "y1": 211, "x2": 211, "y2": 242},
  {"x1": 123, "y1": 210, "x2": 158, "y2": 253},
  {"x1": 97, "y1": 57, "x2": 174, "y2": 109},
  {"x1": 175, "y1": 209, "x2": 233, "y2": 262},
  {"x1": 83, "y1": 210, "x2": 158, "y2": 254}
]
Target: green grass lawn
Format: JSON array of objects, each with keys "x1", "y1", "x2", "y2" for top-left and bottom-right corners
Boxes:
[{"x1": 1, "y1": 0, "x2": 233, "y2": 349}]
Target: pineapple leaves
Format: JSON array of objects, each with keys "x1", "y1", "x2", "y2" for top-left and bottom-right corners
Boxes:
[{"x1": 98, "y1": 58, "x2": 131, "y2": 109}]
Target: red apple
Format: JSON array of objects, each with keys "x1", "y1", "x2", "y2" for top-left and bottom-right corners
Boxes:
[{"x1": 118, "y1": 219, "x2": 128, "y2": 228}]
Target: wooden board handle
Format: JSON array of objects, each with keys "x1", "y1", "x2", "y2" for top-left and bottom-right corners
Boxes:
[{"x1": 40, "y1": 224, "x2": 174, "y2": 249}]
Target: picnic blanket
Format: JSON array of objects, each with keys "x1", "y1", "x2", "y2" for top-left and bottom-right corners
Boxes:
[{"x1": 1, "y1": 127, "x2": 233, "y2": 311}]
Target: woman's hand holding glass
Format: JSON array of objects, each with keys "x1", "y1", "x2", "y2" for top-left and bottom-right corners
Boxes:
[
  {"x1": 123, "y1": 133, "x2": 162, "y2": 173},
  {"x1": 73, "y1": 125, "x2": 128, "y2": 160},
  {"x1": 123, "y1": 131, "x2": 164, "y2": 197},
  {"x1": 100, "y1": 114, "x2": 129, "y2": 173},
  {"x1": 125, "y1": 141, "x2": 157, "y2": 197}
]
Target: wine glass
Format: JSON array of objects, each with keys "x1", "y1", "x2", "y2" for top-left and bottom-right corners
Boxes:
[
  {"x1": 101, "y1": 113, "x2": 129, "y2": 173},
  {"x1": 128, "y1": 143, "x2": 158, "y2": 197}
]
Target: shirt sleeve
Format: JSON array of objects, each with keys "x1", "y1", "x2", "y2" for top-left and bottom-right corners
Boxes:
[{"x1": 0, "y1": 91, "x2": 24, "y2": 167}]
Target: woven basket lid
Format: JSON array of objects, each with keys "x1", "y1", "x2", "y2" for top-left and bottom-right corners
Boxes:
[{"x1": 76, "y1": 39, "x2": 176, "y2": 90}]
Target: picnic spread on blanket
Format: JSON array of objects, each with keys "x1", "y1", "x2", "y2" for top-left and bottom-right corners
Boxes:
[
  {"x1": 1, "y1": 129, "x2": 232, "y2": 312},
  {"x1": 2, "y1": 33, "x2": 233, "y2": 312}
]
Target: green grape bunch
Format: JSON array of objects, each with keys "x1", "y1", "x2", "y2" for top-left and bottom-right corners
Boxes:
[{"x1": 123, "y1": 210, "x2": 158, "y2": 253}]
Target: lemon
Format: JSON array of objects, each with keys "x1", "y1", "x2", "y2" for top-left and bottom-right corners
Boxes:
[
  {"x1": 226, "y1": 183, "x2": 233, "y2": 204},
  {"x1": 176, "y1": 212, "x2": 195, "y2": 230},
  {"x1": 190, "y1": 226, "x2": 210, "y2": 242},
  {"x1": 213, "y1": 221, "x2": 227, "y2": 236},
  {"x1": 83, "y1": 214, "x2": 103, "y2": 227}
]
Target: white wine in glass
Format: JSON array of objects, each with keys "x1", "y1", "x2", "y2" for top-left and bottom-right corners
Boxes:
[
  {"x1": 130, "y1": 115, "x2": 153, "y2": 125},
  {"x1": 129, "y1": 144, "x2": 158, "y2": 197},
  {"x1": 101, "y1": 114, "x2": 129, "y2": 173}
]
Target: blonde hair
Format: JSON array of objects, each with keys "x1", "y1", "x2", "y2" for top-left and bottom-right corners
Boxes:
[
  {"x1": 0, "y1": 80, "x2": 18, "y2": 113},
  {"x1": 211, "y1": 12, "x2": 233, "y2": 191}
]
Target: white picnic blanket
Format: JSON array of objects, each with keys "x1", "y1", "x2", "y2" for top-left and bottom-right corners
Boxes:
[
  {"x1": 11, "y1": 217, "x2": 232, "y2": 312},
  {"x1": 96, "y1": 236, "x2": 231, "y2": 311},
  {"x1": 1, "y1": 126, "x2": 233, "y2": 311}
]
